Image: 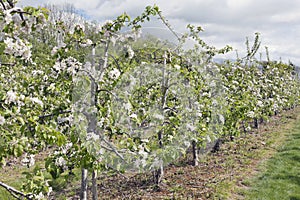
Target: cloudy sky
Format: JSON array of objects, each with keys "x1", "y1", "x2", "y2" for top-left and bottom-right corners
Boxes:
[{"x1": 18, "y1": 0, "x2": 300, "y2": 65}]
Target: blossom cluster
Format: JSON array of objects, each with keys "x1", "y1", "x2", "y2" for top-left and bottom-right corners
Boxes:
[
  {"x1": 5, "y1": 90, "x2": 18, "y2": 104},
  {"x1": 108, "y1": 68, "x2": 121, "y2": 80},
  {"x1": 124, "y1": 45, "x2": 135, "y2": 59},
  {"x1": 0, "y1": 115, "x2": 5, "y2": 125},
  {"x1": 30, "y1": 97, "x2": 44, "y2": 107},
  {"x1": 86, "y1": 132, "x2": 100, "y2": 141},
  {"x1": 4, "y1": 37, "x2": 32, "y2": 61},
  {"x1": 53, "y1": 57, "x2": 82, "y2": 75},
  {"x1": 79, "y1": 39, "x2": 93, "y2": 47},
  {"x1": 21, "y1": 154, "x2": 35, "y2": 167}
]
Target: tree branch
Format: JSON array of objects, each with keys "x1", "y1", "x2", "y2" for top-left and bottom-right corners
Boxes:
[
  {"x1": 0, "y1": 181, "x2": 32, "y2": 200},
  {"x1": 157, "y1": 10, "x2": 181, "y2": 42},
  {"x1": 39, "y1": 110, "x2": 71, "y2": 120},
  {"x1": 0, "y1": 0, "x2": 6, "y2": 10},
  {"x1": 6, "y1": 0, "x2": 14, "y2": 8},
  {"x1": 1, "y1": 62, "x2": 16, "y2": 66}
]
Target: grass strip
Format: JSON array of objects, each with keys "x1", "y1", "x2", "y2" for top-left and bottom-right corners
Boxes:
[{"x1": 238, "y1": 110, "x2": 300, "y2": 200}]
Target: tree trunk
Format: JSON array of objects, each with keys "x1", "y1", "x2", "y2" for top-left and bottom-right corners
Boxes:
[
  {"x1": 80, "y1": 168, "x2": 88, "y2": 200},
  {"x1": 92, "y1": 170, "x2": 98, "y2": 200},
  {"x1": 254, "y1": 118, "x2": 259, "y2": 129},
  {"x1": 192, "y1": 140, "x2": 198, "y2": 166},
  {"x1": 154, "y1": 162, "x2": 164, "y2": 185},
  {"x1": 154, "y1": 131, "x2": 164, "y2": 185}
]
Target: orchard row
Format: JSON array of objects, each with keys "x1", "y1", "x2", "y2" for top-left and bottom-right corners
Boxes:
[{"x1": 0, "y1": 1, "x2": 299, "y2": 199}]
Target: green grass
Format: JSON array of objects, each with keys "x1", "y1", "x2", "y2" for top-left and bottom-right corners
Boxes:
[
  {"x1": 0, "y1": 154, "x2": 81, "y2": 199},
  {"x1": 242, "y1": 119, "x2": 300, "y2": 200},
  {"x1": 0, "y1": 165, "x2": 27, "y2": 200}
]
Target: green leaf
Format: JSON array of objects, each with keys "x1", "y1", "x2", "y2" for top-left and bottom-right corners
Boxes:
[{"x1": 17, "y1": 117, "x2": 25, "y2": 125}]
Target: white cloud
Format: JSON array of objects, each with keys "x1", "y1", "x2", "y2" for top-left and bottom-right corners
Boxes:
[
  {"x1": 226, "y1": 0, "x2": 252, "y2": 10},
  {"x1": 270, "y1": 12, "x2": 300, "y2": 23},
  {"x1": 17, "y1": 0, "x2": 300, "y2": 65}
]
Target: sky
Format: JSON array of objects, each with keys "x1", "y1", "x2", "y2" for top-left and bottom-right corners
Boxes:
[{"x1": 17, "y1": 0, "x2": 300, "y2": 65}]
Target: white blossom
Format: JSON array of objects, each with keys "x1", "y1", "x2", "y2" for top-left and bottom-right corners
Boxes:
[
  {"x1": 87, "y1": 132, "x2": 99, "y2": 141},
  {"x1": 47, "y1": 187, "x2": 53, "y2": 196},
  {"x1": 61, "y1": 142, "x2": 73, "y2": 154},
  {"x1": 43, "y1": 74, "x2": 48, "y2": 81},
  {"x1": 51, "y1": 46, "x2": 58, "y2": 56},
  {"x1": 97, "y1": 117, "x2": 105, "y2": 127},
  {"x1": 174, "y1": 64, "x2": 181, "y2": 70},
  {"x1": 273, "y1": 103, "x2": 279, "y2": 110},
  {"x1": 5, "y1": 90, "x2": 17, "y2": 104},
  {"x1": 118, "y1": 34, "x2": 126, "y2": 42},
  {"x1": 124, "y1": 102, "x2": 132, "y2": 112},
  {"x1": 202, "y1": 92, "x2": 211, "y2": 98},
  {"x1": 4, "y1": 10, "x2": 12, "y2": 24},
  {"x1": 0, "y1": 115, "x2": 5, "y2": 125},
  {"x1": 48, "y1": 83, "x2": 55, "y2": 91},
  {"x1": 141, "y1": 138, "x2": 149, "y2": 143},
  {"x1": 129, "y1": 113, "x2": 138, "y2": 120},
  {"x1": 245, "y1": 126, "x2": 251, "y2": 131},
  {"x1": 246, "y1": 111, "x2": 255, "y2": 118},
  {"x1": 21, "y1": 154, "x2": 35, "y2": 167},
  {"x1": 55, "y1": 156, "x2": 66, "y2": 167},
  {"x1": 53, "y1": 57, "x2": 82, "y2": 75},
  {"x1": 30, "y1": 97, "x2": 43, "y2": 107},
  {"x1": 212, "y1": 99, "x2": 218, "y2": 106},
  {"x1": 53, "y1": 62, "x2": 62, "y2": 71},
  {"x1": 32, "y1": 70, "x2": 44, "y2": 76},
  {"x1": 124, "y1": 45, "x2": 134, "y2": 59},
  {"x1": 196, "y1": 112, "x2": 203, "y2": 118},
  {"x1": 206, "y1": 117, "x2": 210, "y2": 123},
  {"x1": 80, "y1": 39, "x2": 93, "y2": 47},
  {"x1": 257, "y1": 100, "x2": 263, "y2": 107},
  {"x1": 65, "y1": 142, "x2": 73, "y2": 149},
  {"x1": 128, "y1": 47, "x2": 134, "y2": 59},
  {"x1": 35, "y1": 192, "x2": 45, "y2": 200},
  {"x1": 109, "y1": 68, "x2": 121, "y2": 79},
  {"x1": 57, "y1": 116, "x2": 71, "y2": 124},
  {"x1": 4, "y1": 37, "x2": 32, "y2": 60},
  {"x1": 103, "y1": 20, "x2": 113, "y2": 26},
  {"x1": 65, "y1": 57, "x2": 82, "y2": 75},
  {"x1": 74, "y1": 23, "x2": 85, "y2": 32},
  {"x1": 184, "y1": 141, "x2": 190, "y2": 147}
]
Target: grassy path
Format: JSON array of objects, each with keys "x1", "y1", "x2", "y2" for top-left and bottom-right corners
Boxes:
[{"x1": 238, "y1": 109, "x2": 300, "y2": 200}]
